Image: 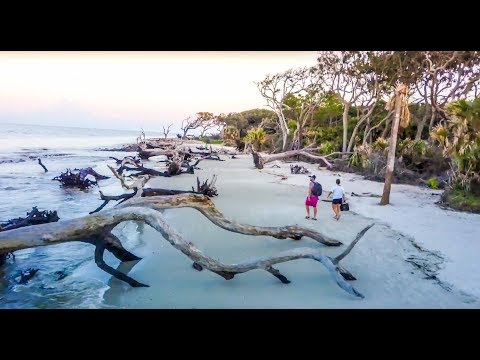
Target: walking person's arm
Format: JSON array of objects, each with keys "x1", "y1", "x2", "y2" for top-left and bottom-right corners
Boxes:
[{"x1": 327, "y1": 187, "x2": 333, "y2": 199}]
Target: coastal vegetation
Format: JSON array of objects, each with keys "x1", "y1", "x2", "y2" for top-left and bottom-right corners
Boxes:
[{"x1": 180, "y1": 51, "x2": 480, "y2": 212}]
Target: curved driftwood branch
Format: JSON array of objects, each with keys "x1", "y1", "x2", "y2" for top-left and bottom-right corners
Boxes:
[
  {"x1": 89, "y1": 189, "x2": 139, "y2": 214},
  {"x1": 120, "y1": 194, "x2": 342, "y2": 246},
  {"x1": 333, "y1": 223, "x2": 375, "y2": 264},
  {"x1": 107, "y1": 165, "x2": 151, "y2": 190},
  {"x1": 0, "y1": 206, "x2": 373, "y2": 297},
  {"x1": 250, "y1": 146, "x2": 333, "y2": 169}
]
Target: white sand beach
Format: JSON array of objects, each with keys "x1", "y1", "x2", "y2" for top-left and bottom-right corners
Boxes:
[{"x1": 101, "y1": 146, "x2": 480, "y2": 308}]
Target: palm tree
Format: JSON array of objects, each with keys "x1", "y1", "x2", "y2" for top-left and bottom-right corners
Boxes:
[
  {"x1": 380, "y1": 83, "x2": 410, "y2": 205},
  {"x1": 431, "y1": 98, "x2": 480, "y2": 193}
]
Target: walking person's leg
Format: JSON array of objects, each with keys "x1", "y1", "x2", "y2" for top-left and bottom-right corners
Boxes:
[
  {"x1": 331, "y1": 202, "x2": 336, "y2": 218},
  {"x1": 305, "y1": 205, "x2": 310, "y2": 219},
  {"x1": 313, "y1": 205, "x2": 318, "y2": 220},
  {"x1": 335, "y1": 203, "x2": 341, "y2": 220}
]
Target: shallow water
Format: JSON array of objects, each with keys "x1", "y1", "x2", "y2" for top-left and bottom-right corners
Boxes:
[{"x1": 0, "y1": 123, "x2": 161, "y2": 308}]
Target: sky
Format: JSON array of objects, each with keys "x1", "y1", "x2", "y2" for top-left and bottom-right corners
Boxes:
[{"x1": 0, "y1": 51, "x2": 318, "y2": 133}]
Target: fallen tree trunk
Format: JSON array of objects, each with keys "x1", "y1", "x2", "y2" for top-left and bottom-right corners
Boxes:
[
  {"x1": 104, "y1": 166, "x2": 342, "y2": 247},
  {"x1": 250, "y1": 146, "x2": 333, "y2": 170},
  {"x1": 115, "y1": 158, "x2": 193, "y2": 177},
  {"x1": 138, "y1": 147, "x2": 177, "y2": 159},
  {"x1": 0, "y1": 203, "x2": 374, "y2": 297},
  {"x1": 142, "y1": 176, "x2": 219, "y2": 198},
  {"x1": 120, "y1": 194, "x2": 343, "y2": 246},
  {"x1": 90, "y1": 176, "x2": 219, "y2": 214},
  {"x1": 109, "y1": 156, "x2": 141, "y2": 165}
]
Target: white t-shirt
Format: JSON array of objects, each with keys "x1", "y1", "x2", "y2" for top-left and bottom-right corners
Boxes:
[{"x1": 331, "y1": 185, "x2": 345, "y2": 199}]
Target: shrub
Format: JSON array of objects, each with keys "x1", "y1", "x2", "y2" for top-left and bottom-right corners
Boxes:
[{"x1": 428, "y1": 177, "x2": 439, "y2": 189}]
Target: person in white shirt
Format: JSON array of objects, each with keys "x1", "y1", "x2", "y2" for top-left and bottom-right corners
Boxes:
[{"x1": 326, "y1": 178, "x2": 345, "y2": 220}]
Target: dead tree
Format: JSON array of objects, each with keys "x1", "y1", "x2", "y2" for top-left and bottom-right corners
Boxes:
[
  {"x1": 141, "y1": 176, "x2": 218, "y2": 198},
  {"x1": 114, "y1": 156, "x2": 194, "y2": 178},
  {"x1": 0, "y1": 194, "x2": 375, "y2": 298},
  {"x1": 0, "y1": 207, "x2": 59, "y2": 266},
  {"x1": 53, "y1": 167, "x2": 109, "y2": 189},
  {"x1": 250, "y1": 145, "x2": 333, "y2": 170},
  {"x1": 181, "y1": 114, "x2": 205, "y2": 139},
  {"x1": 162, "y1": 123, "x2": 173, "y2": 139}
]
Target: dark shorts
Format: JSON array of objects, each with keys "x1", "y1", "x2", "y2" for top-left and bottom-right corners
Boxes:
[
  {"x1": 332, "y1": 198, "x2": 342, "y2": 205},
  {"x1": 305, "y1": 196, "x2": 319, "y2": 207}
]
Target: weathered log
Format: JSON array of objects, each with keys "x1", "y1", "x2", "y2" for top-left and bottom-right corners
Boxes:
[
  {"x1": 0, "y1": 207, "x2": 59, "y2": 232},
  {"x1": 120, "y1": 194, "x2": 342, "y2": 246},
  {"x1": 0, "y1": 207, "x2": 60, "y2": 266},
  {"x1": 0, "y1": 205, "x2": 374, "y2": 297},
  {"x1": 109, "y1": 156, "x2": 141, "y2": 165},
  {"x1": 91, "y1": 175, "x2": 218, "y2": 214},
  {"x1": 250, "y1": 146, "x2": 333, "y2": 169},
  {"x1": 351, "y1": 192, "x2": 381, "y2": 198},
  {"x1": 290, "y1": 164, "x2": 310, "y2": 174},
  {"x1": 117, "y1": 157, "x2": 193, "y2": 177},
  {"x1": 102, "y1": 168, "x2": 342, "y2": 247},
  {"x1": 143, "y1": 176, "x2": 218, "y2": 198},
  {"x1": 138, "y1": 147, "x2": 177, "y2": 159},
  {"x1": 38, "y1": 158, "x2": 48, "y2": 172},
  {"x1": 189, "y1": 149, "x2": 213, "y2": 156},
  {"x1": 89, "y1": 189, "x2": 139, "y2": 214}
]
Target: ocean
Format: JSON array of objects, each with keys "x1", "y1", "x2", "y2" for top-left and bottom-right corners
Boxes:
[{"x1": 0, "y1": 123, "x2": 161, "y2": 308}]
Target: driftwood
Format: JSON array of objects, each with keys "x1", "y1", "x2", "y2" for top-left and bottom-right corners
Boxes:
[
  {"x1": 250, "y1": 146, "x2": 333, "y2": 170},
  {"x1": 115, "y1": 158, "x2": 193, "y2": 178},
  {"x1": 142, "y1": 176, "x2": 219, "y2": 198},
  {"x1": 0, "y1": 197, "x2": 375, "y2": 297},
  {"x1": 0, "y1": 207, "x2": 60, "y2": 266},
  {"x1": 95, "y1": 169, "x2": 342, "y2": 247},
  {"x1": 38, "y1": 158, "x2": 48, "y2": 172},
  {"x1": 90, "y1": 176, "x2": 219, "y2": 214},
  {"x1": 109, "y1": 156, "x2": 141, "y2": 165},
  {"x1": 351, "y1": 192, "x2": 381, "y2": 198},
  {"x1": 89, "y1": 188, "x2": 139, "y2": 214},
  {"x1": 138, "y1": 147, "x2": 177, "y2": 159},
  {"x1": 121, "y1": 194, "x2": 343, "y2": 246},
  {"x1": 53, "y1": 167, "x2": 110, "y2": 189},
  {"x1": 0, "y1": 207, "x2": 59, "y2": 232},
  {"x1": 290, "y1": 164, "x2": 310, "y2": 174}
]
